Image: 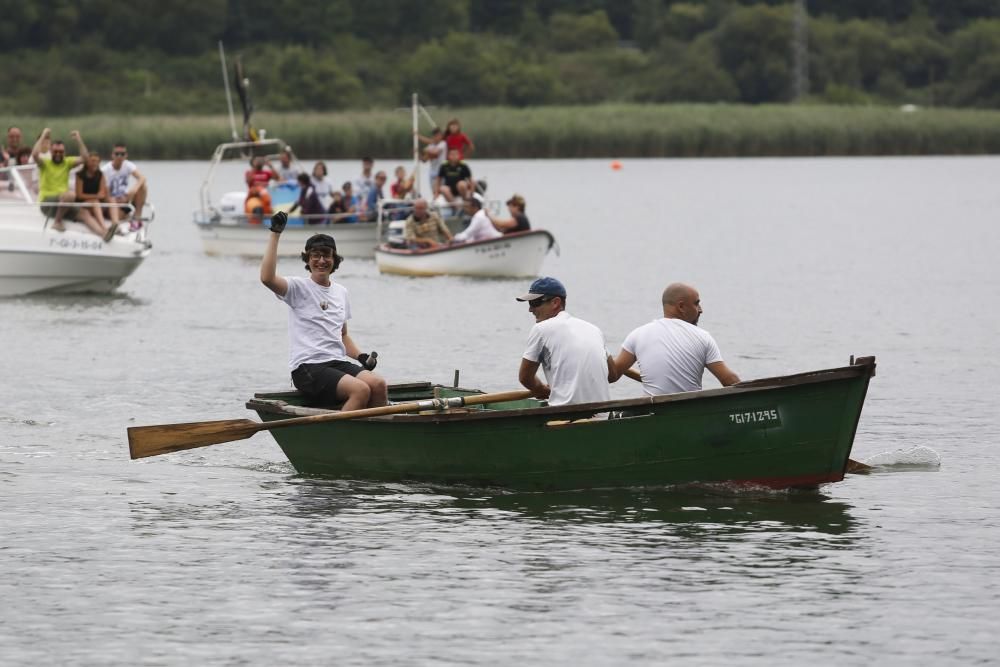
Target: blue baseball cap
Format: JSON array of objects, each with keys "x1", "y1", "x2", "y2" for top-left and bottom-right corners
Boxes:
[{"x1": 516, "y1": 276, "x2": 567, "y2": 301}]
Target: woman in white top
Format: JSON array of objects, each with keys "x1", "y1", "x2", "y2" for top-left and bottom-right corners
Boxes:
[{"x1": 310, "y1": 161, "x2": 334, "y2": 208}]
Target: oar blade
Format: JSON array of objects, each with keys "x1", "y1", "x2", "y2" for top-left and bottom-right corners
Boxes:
[{"x1": 128, "y1": 419, "x2": 262, "y2": 459}]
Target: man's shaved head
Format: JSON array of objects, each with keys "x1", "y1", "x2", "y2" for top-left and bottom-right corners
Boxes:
[{"x1": 662, "y1": 282, "x2": 696, "y2": 306}]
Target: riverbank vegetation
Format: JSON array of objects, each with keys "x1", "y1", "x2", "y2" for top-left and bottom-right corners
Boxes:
[
  {"x1": 3, "y1": 1, "x2": 1000, "y2": 116},
  {"x1": 8, "y1": 104, "x2": 1000, "y2": 159}
]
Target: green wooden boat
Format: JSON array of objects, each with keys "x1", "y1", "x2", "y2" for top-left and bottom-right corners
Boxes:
[{"x1": 247, "y1": 356, "x2": 876, "y2": 491}]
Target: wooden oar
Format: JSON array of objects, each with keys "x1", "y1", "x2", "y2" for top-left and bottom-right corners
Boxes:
[
  {"x1": 619, "y1": 366, "x2": 871, "y2": 474},
  {"x1": 128, "y1": 389, "x2": 532, "y2": 460}
]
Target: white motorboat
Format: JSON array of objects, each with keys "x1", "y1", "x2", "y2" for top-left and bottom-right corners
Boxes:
[
  {"x1": 192, "y1": 138, "x2": 385, "y2": 259},
  {"x1": 0, "y1": 164, "x2": 153, "y2": 297},
  {"x1": 374, "y1": 230, "x2": 556, "y2": 278}
]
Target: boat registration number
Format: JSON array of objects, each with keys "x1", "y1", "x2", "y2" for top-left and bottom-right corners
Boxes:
[
  {"x1": 728, "y1": 409, "x2": 780, "y2": 427},
  {"x1": 50, "y1": 237, "x2": 105, "y2": 251}
]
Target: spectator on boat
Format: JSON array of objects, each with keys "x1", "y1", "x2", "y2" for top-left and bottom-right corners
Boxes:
[
  {"x1": 390, "y1": 165, "x2": 415, "y2": 199},
  {"x1": 288, "y1": 172, "x2": 326, "y2": 224},
  {"x1": 260, "y1": 214, "x2": 387, "y2": 412},
  {"x1": 362, "y1": 170, "x2": 387, "y2": 222},
  {"x1": 101, "y1": 142, "x2": 148, "y2": 230},
  {"x1": 311, "y1": 161, "x2": 334, "y2": 208},
  {"x1": 75, "y1": 152, "x2": 117, "y2": 242},
  {"x1": 516, "y1": 276, "x2": 615, "y2": 406},
  {"x1": 32, "y1": 128, "x2": 89, "y2": 231},
  {"x1": 4, "y1": 126, "x2": 24, "y2": 166},
  {"x1": 443, "y1": 118, "x2": 474, "y2": 160},
  {"x1": 403, "y1": 198, "x2": 452, "y2": 248},
  {"x1": 488, "y1": 194, "x2": 531, "y2": 234},
  {"x1": 354, "y1": 157, "x2": 375, "y2": 204},
  {"x1": 451, "y1": 195, "x2": 502, "y2": 244},
  {"x1": 611, "y1": 283, "x2": 740, "y2": 393},
  {"x1": 276, "y1": 148, "x2": 297, "y2": 183},
  {"x1": 245, "y1": 155, "x2": 278, "y2": 189},
  {"x1": 245, "y1": 185, "x2": 273, "y2": 224},
  {"x1": 335, "y1": 181, "x2": 359, "y2": 223},
  {"x1": 417, "y1": 127, "x2": 447, "y2": 193},
  {"x1": 435, "y1": 148, "x2": 475, "y2": 203}
]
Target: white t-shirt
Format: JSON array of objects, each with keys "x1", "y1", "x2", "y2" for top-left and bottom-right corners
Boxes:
[
  {"x1": 453, "y1": 209, "x2": 502, "y2": 243},
  {"x1": 101, "y1": 160, "x2": 137, "y2": 198},
  {"x1": 310, "y1": 176, "x2": 334, "y2": 207},
  {"x1": 621, "y1": 318, "x2": 724, "y2": 395},
  {"x1": 428, "y1": 140, "x2": 447, "y2": 181},
  {"x1": 277, "y1": 276, "x2": 352, "y2": 370},
  {"x1": 354, "y1": 174, "x2": 374, "y2": 204},
  {"x1": 523, "y1": 311, "x2": 611, "y2": 406}
]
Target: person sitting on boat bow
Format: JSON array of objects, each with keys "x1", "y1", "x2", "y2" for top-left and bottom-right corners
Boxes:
[
  {"x1": 451, "y1": 195, "x2": 502, "y2": 244},
  {"x1": 102, "y1": 142, "x2": 148, "y2": 231},
  {"x1": 610, "y1": 283, "x2": 740, "y2": 394},
  {"x1": 32, "y1": 128, "x2": 89, "y2": 231},
  {"x1": 517, "y1": 277, "x2": 615, "y2": 406},
  {"x1": 435, "y1": 147, "x2": 475, "y2": 203},
  {"x1": 261, "y1": 215, "x2": 387, "y2": 411},
  {"x1": 403, "y1": 198, "x2": 452, "y2": 248}
]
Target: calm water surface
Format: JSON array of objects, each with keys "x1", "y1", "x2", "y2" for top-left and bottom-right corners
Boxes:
[{"x1": 2, "y1": 157, "x2": 999, "y2": 665}]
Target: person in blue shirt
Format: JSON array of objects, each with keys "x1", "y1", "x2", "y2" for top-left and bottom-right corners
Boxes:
[{"x1": 363, "y1": 170, "x2": 387, "y2": 221}]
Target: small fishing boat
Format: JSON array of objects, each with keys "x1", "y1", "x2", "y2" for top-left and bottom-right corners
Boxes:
[
  {"x1": 239, "y1": 356, "x2": 877, "y2": 491},
  {"x1": 374, "y1": 229, "x2": 557, "y2": 277},
  {"x1": 0, "y1": 164, "x2": 153, "y2": 297}
]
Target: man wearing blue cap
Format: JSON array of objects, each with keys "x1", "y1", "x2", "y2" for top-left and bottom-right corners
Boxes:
[
  {"x1": 516, "y1": 276, "x2": 614, "y2": 406},
  {"x1": 260, "y1": 212, "x2": 387, "y2": 411}
]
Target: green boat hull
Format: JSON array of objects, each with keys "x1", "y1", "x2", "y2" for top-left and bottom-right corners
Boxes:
[{"x1": 248, "y1": 357, "x2": 876, "y2": 491}]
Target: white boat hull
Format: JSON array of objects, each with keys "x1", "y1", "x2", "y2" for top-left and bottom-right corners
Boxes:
[
  {"x1": 196, "y1": 220, "x2": 379, "y2": 258},
  {"x1": 0, "y1": 206, "x2": 151, "y2": 297},
  {"x1": 374, "y1": 230, "x2": 555, "y2": 278}
]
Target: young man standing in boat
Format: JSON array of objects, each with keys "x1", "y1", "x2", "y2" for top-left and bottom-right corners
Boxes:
[
  {"x1": 611, "y1": 283, "x2": 740, "y2": 394},
  {"x1": 260, "y1": 212, "x2": 387, "y2": 411},
  {"x1": 517, "y1": 277, "x2": 615, "y2": 406}
]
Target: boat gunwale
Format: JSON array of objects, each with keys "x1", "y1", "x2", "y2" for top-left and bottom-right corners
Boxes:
[{"x1": 246, "y1": 357, "x2": 875, "y2": 423}]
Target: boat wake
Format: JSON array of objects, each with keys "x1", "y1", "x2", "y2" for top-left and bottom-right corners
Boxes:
[{"x1": 857, "y1": 446, "x2": 941, "y2": 470}]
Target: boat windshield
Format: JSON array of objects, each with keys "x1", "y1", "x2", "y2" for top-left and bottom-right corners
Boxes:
[{"x1": 0, "y1": 164, "x2": 38, "y2": 205}]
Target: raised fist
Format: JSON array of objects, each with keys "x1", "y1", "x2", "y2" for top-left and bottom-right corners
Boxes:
[{"x1": 269, "y1": 211, "x2": 287, "y2": 234}]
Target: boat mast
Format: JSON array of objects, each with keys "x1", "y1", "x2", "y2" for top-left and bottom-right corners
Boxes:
[
  {"x1": 218, "y1": 41, "x2": 239, "y2": 141},
  {"x1": 412, "y1": 92, "x2": 421, "y2": 197}
]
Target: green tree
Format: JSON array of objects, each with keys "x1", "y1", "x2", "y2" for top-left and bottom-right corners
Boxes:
[
  {"x1": 548, "y1": 10, "x2": 619, "y2": 51},
  {"x1": 714, "y1": 4, "x2": 793, "y2": 103}
]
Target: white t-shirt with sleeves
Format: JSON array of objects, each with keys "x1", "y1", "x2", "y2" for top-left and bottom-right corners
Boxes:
[
  {"x1": 101, "y1": 160, "x2": 137, "y2": 198},
  {"x1": 621, "y1": 317, "x2": 724, "y2": 395},
  {"x1": 277, "y1": 276, "x2": 351, "y2": 370},
  {"x1": 523, "y1": 311, "x2": 611, "y2": 406}
]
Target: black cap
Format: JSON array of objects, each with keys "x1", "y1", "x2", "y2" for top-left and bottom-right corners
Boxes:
[{"x1": 305, "y1": 233, "x2": 337, "y2": 251}]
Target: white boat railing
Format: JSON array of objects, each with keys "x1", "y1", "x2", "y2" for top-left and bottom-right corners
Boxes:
[{"x1": 198, "y1": 138, "x2": 293, "y2": 215}]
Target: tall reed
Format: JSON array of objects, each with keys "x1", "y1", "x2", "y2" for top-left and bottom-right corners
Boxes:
[{"x1": 10, "y1": 104, "x2": 1000, "y2": 159}]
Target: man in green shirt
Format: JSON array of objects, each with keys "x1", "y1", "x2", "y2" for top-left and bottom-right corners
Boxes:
[{"x1": 32, "y1": 127, "x2": 89, "y2": 231}]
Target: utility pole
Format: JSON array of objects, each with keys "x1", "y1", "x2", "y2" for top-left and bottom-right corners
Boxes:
[{"x1": 792, "y1": 0, "x2": 810, "y2": 101}]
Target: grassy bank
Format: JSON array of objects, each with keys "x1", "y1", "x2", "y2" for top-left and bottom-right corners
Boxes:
[{"x1": 10, "y1": 104, "x2": 1000, "y2": 160}]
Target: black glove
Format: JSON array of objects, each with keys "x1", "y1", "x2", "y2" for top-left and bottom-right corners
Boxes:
[
  {"x1": 357, "y1": 351, "x2": 378, "y2": 371},
  {"x1": 269, "y1": 211, "x2": 287, "y2": 234}
]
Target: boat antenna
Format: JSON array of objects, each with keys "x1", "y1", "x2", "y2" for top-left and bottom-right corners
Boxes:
[
  {"x1": 218, "y1": 41, "x2": 239, "y2": 141},
  {"x1": 233, "y1": 57, "x2": 257, "y2": 142}
]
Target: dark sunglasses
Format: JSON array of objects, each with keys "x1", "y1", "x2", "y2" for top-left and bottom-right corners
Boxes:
[
  {"x1": 113, "y1": 151, "x2": 127, "y2": 156},
  {"x1": 528, "y1": 295, "x2": 555, "y2": 308}
]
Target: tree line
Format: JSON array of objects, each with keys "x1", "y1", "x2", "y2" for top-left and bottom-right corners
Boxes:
[{"x1": 2, "y1": 0, "x2": 999, "y2": 116}]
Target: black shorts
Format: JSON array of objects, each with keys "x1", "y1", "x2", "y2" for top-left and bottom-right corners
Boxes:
[{"x1": 291, "y1": 359, "x2": 363, "y2": 406}]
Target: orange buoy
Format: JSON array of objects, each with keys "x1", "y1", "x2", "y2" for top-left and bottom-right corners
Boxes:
[{"x1": 610, "y1": 160, "x2": 623, "y2": 170}]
